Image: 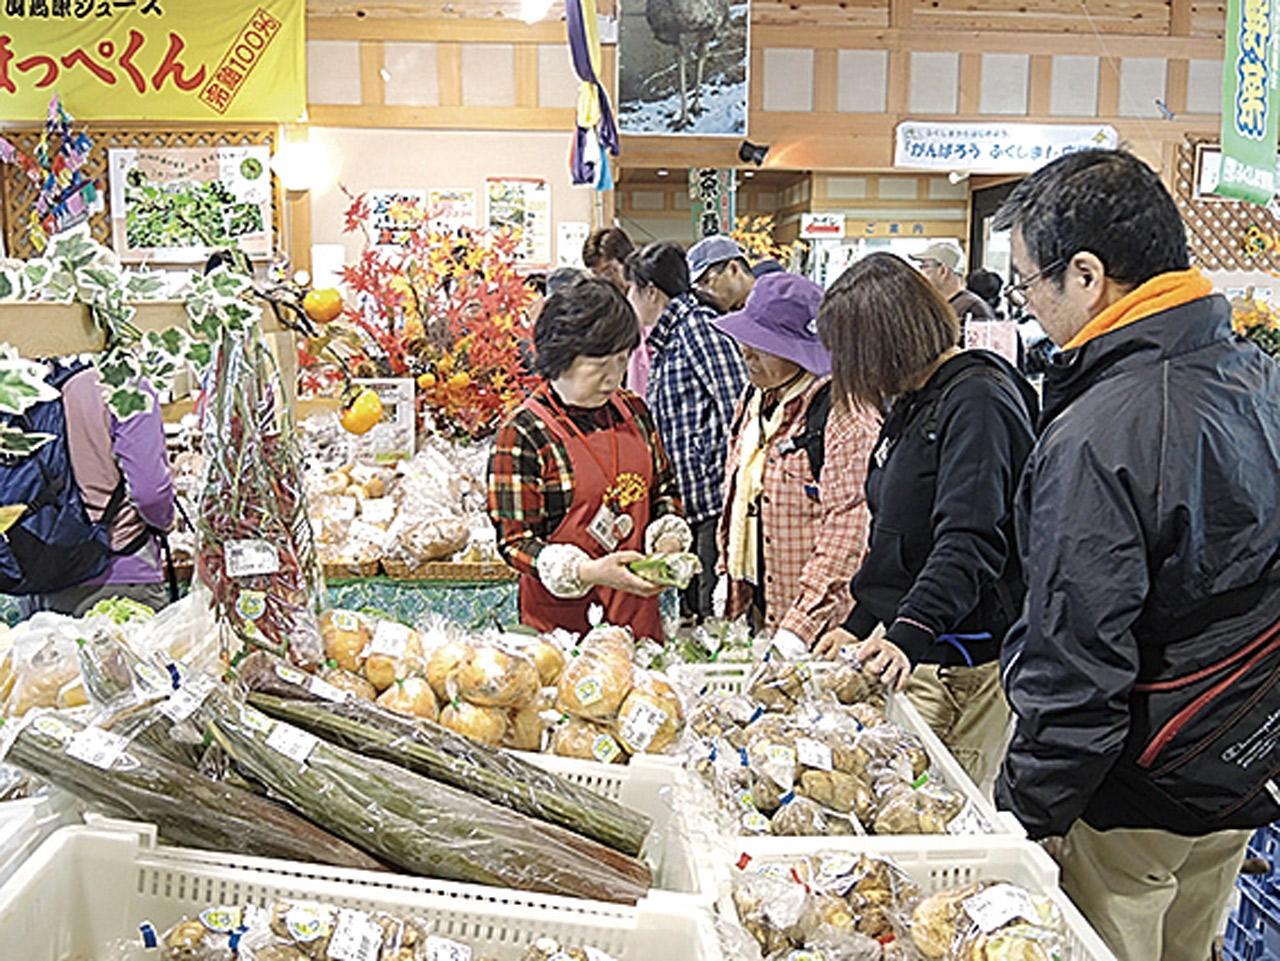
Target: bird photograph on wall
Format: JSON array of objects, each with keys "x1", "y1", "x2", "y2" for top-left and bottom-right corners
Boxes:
[{"x1": 616, "y1": 0, "x2": 749, "y2": 137}]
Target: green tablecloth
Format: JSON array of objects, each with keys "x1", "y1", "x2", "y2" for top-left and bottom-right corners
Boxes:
[{"x1": 0, "y1": 578, "x2": 518, "y2": 629}]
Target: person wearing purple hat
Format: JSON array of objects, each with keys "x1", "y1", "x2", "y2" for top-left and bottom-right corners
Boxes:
[{"x1": 713, "y1": 272, "x2": 881, "y2": 654}]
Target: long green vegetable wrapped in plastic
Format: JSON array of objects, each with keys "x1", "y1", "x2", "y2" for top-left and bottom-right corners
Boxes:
[
  {"x1": 629, "y1": 551, "x2": 703, "y2": 589},
  {"x1": 195, "y1": 692, "x2": 652, "y2": 902},
  {"x1": 237, "y1": 650, "x2": 652, "y2": 855},
  {"x1": 0, "y1": 710, "x2": 385, "y2": 871}
]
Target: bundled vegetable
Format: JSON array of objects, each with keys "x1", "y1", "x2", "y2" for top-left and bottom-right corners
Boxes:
[
  {"x1": 0, "y1": 710, "x2": 384, "y2": 870},
  {"x1": 238, "y1": 652, "x2": 650, "y2": 856},
  {"x1": 195, "y1": 326, "x2": 325, "y2": 669},
  {"x1": 195, "y1": 692, "x2": 651, "y2": 902},
  {"x1": 628, "y1": 551, "x2": 702, "y2": 589}
]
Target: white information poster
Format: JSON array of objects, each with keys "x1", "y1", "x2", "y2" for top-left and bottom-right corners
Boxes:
[
  {"x1": 557, "y1": 221, "x2": 590, "y2": 268},
  {"x1": 894, "y1": 122, "x2": 1118, "y2": 173},
  {"x1": 485, "y1": 178, "x2": 551, "y2": 268},
  {"x1": 429, "y1": 188, "x2": 478, "y2": 234}
]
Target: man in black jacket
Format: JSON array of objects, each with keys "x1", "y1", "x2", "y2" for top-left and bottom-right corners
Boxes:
[{"x1": 993, "y1": 149, "x2": 1280, "y2": 961}]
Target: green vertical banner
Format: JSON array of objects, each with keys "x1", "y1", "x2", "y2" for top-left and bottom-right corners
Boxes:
[
  {"x1": 1215, "y1": 0, "x2": 1280, "y2": 204},
  {"x1": 689, "y1": 169, "x2": 737, "y2": 238}
]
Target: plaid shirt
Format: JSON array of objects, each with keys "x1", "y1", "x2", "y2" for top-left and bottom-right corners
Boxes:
[
  {"x1": 717, "y1": 377, "x2": 879, "y2": 644},
  {"x1": 487, "y1": 387, "x2": 683, "y2": 576},
  {"x1": 646, "y1": 292, "x2": 749, "y2": 524}
]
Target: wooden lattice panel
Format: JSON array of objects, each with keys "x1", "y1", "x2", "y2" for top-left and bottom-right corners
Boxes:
[
  {"x1": 1173, "y1": 136, "x2": 1280, "y2": 272},
  {"x1": 0, "y1": 125, "x2": 280, "y2": 262}
]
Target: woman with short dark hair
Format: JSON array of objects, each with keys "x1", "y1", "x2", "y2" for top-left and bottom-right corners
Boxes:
[
  {"x1": 488, "y1": 275, "x2": 690, "y2": 641},
  {"x1": 815, "y1": 252, "x2": 1038, "y2": 787}
]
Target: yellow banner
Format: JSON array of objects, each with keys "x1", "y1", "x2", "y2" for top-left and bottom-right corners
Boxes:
[{"x1": 0, "y1": 0, "x2": 303, "y2": 121}]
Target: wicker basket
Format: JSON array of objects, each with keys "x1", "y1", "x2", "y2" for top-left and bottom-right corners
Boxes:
[
  {"x1": 381, "y1": 559, "x2": 518, "y2": 582},
  {"x1": 321, "y1": 558, "x2": 382, "y2": 579}
]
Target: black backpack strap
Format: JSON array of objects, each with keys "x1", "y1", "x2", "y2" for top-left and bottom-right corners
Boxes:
[
  {"x1": 921, "y1": 361, "x2": 1028, "y2": 444},
  {"x1": 777, "y1": 381, "x2": 833, "y2": 482}
]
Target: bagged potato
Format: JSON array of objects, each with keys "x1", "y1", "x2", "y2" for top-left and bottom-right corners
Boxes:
[
  {"x1": 425, "y1": 638, "x2": 476, "y2": 700},
  {"x1": 911, "y1": 881, "x2": 1065, "y2": 961},
  {"x1": 362, "y1": 620, "x2": 426, "y2": 692},
  {"x1": 439, "y1": 698, "x2": 507, "y2": 746},
  {"x1": 455, "y1": 643, "x2": 539, "y2": 708},
  {"x1": 614, "y1": 671, "x2": 683, "y2": 753},
  {"x1": 556, "y1": 631, "x2": 634, "y2": 722},
  {"x1": 516, "y1": 635, "x2": 566, "y2": 686},
  {"x1": 159, "y1": 905, "x2": 254, "y2": 960},
  {"x1": 504, "y1": 702, "x2": 546, "y2": 752},
  {"x1": 549, "y1": 717, "x2": 628, "y2": 765},
  {"x1": 317, "y1": 665, "x2": 376, "y2": 702},
  {"x1": 4, "y1": 617, "x2": 82, "y2": 716},
  {"x1": 376, "y1": 676, "x2": 438, "y2": 719},
  {"x1": 318, "y1": 609, "x2": 372, "y2": 674}
]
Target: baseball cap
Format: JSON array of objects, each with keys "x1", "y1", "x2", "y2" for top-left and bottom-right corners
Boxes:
[
  {"x1": 687, "y1": 236, "x2": 746, "y2": 283},
  {"x1": 751, "y1": 259, "x2": 786, "y2": 278},
  {"x1": 910, "y1": 240, "x2": 965, "y2": 273},
  {"x1": 712, "y1": 272, "x2": 831, "y2": 376}
]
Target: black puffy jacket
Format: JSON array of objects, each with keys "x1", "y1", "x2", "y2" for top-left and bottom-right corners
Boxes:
[
  {"x1": 996, "y1": 293, "x2": 1280, "y2": 839},
  {"x1": 843, "y1": 350, "x2": 1038, "y2": 666}
]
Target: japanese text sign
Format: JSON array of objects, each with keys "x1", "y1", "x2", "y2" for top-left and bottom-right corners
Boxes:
[
  {"x1": 0, "y1": 0, "x2": 303, "y2": 121},
  {"x1": 894, "y1": 122, "x2": 1119, "y2": 173},
  {"x1": 1215, "y1": 0, "x2": 1280, "y2": 204},
  {"x1": 688, "y1": 167, "x2": 735, "y2": 239}
]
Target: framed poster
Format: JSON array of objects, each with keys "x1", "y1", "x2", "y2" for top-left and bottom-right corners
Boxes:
[
  {"x1": 485, "y1": 178, "x2": 552, "y2": 268},
  {"x1": 108, "y1": 146, "x2": 272, "y2": 262},
  {"x1": 369, "y1": 189, "x2": 427, "y2": 248},
  {"x1": 617, "y1": 0, "x2": 749, "y2": 136},
  {"x1": 429, "y1": 188, "x2": 478, "y2": 234}
]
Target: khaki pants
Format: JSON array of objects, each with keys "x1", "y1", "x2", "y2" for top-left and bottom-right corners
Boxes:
[
  {"x1": 1058, "y1": 820, "x2": 1251, "y2": 961},
  {"x1": 905, "y1": 661, "x2": 1009, "y2": 788}
]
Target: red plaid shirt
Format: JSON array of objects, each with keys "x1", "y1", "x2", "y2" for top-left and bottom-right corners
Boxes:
[{"x1": 717, "y1": 376, "x2": 878, "y2": 644}]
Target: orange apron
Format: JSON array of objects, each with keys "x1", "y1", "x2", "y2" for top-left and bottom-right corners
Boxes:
[{"x1": 518, "y1": 391, "x2": 663, "y2": 641}]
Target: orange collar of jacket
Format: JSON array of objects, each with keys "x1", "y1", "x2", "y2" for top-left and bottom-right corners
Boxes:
[{"x1": 1064, "y1": 268, "x2": 1215, "y2": 350}]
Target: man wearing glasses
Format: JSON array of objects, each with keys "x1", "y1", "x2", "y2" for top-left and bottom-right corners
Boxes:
[{"x1": 993, "y1": 149, "x2": 1280, "y2": 961}]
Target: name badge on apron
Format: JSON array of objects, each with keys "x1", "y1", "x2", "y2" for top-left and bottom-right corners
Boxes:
[{"x1": 587, "y1": 502, "x2": 621, "y2": 552}]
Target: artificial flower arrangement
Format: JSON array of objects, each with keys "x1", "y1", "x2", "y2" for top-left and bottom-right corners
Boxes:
[
  {"x1": 298, "y1": 189, "x2": 539, "y2": 441},
  {"x1": 731, "y1": 214, "x2": 803, "y2": 267}
]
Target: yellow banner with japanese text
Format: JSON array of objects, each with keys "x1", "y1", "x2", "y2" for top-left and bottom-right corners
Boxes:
[{"x1": 0, "y1": 0, "x2": 303, "y2": 121}]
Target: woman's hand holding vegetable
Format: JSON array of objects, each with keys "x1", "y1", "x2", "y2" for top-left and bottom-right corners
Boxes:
[
  {"x1": 579, "y1": 552, "x2": 665, "y2": 597},
  {"x1": 854, "y1": 636, "x2": 912, "y2": 691},
  {"x1": 813, "y1": 626, "x2": 858, "y2": 660}
]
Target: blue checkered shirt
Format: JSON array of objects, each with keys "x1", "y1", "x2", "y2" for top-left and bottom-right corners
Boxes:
[{"x1": 645, "y1": 292, "x2": 749, "y2": 525}]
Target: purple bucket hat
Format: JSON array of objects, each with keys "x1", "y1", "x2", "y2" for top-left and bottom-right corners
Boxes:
[{"x1": 713, "y1": 272, "x2": 831, "y2": 376}]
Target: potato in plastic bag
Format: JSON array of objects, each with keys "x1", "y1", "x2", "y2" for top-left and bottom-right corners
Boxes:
[
  {"x1": 772, "y1": 792, "x2": 851, "y2": 836},
  {"x1": 798, "y1": 769, "x2": 872, "y2": 818},
  {"x1": 556, "y1": 634, "x2": 634, "y2": 722},
  {"x1": 438, "y1": 697, "x2": 506, "y2": 745},
  {"x1": 376, "y1": 676, "x2": 438, "y2": 719},
  {"x1": 549, "y1": 716, "x2": 628, "y2": 764},
  {"x1": 455, "y1": 642, "x2": 540, "y2": 709},
  {"x1": 733, "y1": 863, "x2": 809, "y2": 955},
  {"x1": 425, "y1": 637, "x2": 476, "y2": 700},
  {"x1": 363, "y1": 620, "x2": 427, "y2": 693},
  {"x1": 746, "y1": 656, "x2": 809, "y2": 712},
  {"x1": 504, "y1": 701, "x2": 545, "y2": 751},
  {"x1": 872, "y1": 782, "x2": 952, "y2": 835},
  {"x1": 4, "y1": 615, "x2": 83, "y2": 716},
  {"x1": 820, "y1": 657, "x2": 886, "y2": 709},
  {"x1": 318, "y1": 609, "x2": 372, "y2": 674},
  {"x1": 912, "y1": 882, "x2": 1065, "y2": 961},
  {"x1": 160, "y1": 905, "x2": 254, "y2": 960},
  {"x1": 614, "y1": 671, "x2": 683, "y2": 753},
  {"x1": 318, "y1": 665, "x2": 376, "y2": 702}
]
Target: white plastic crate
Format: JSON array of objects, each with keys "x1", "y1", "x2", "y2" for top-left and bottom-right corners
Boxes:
[
  {"x1": 0, "y1": 822, "x2": 721, "y2": 961},
  {"x1": 523, "y1": 751, "x2": 722, "y2": 907},
  {"x1": 671, "y1": 660, "x2": 1024, "y2": 837},
  {"x1": 723, "y1": 835, "x2": 1117, "y2": 961},
  {"x1": 0, "y1": 788, "x2": 81, "y2": 888}
]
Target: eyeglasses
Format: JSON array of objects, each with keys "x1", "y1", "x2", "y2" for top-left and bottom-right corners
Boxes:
[{"x1": 1005, "y1": 259, "x2": 1063, "y2": 309}]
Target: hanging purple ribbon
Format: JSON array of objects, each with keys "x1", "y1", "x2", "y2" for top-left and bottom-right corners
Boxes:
[{"x1": 565, "y1": 0, "x2": 619, "y2": 187}]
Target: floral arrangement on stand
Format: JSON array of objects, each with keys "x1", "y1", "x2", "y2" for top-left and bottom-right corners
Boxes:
[
  {"x1": 298, "y1": 190, "x2": 539, "y2": 442},
  {"x1": 730, "y1": 214, "x2": 803, "y2": 268},
  {"x1": 1230, "y1": 286, "x2": 1280, "y2": 362}
]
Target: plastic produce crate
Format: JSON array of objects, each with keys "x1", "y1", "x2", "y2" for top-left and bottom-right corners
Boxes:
[
  {"x1": 670, "y1": 660, "x2": 1024, "y2": 837},
  {"x1": 1223, "y1": 823, "x2": 1280, "y2": 961},
  {"x1": 0, "y1": 788, "x2": 81, "y2": 888},
  {"x1": 0, "y1": 822, "x2": 721, "y2": 961},
  {"x1": 725, "y1": 834, "x2": 1117, "y2": 961}
]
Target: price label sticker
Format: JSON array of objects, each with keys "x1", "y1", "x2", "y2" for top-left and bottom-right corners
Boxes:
[
  {"x1": 425, "y1": 936, "x2": 472, "y2": 961},
  {"x1": 309, "y1": 675, "x2": 350, "y2": 703},
  {"x1": 276, "y1": 664, "x2": 309, "y2": 687},
  {"x1": 591, "y1": 733, "x2": 622, "y2": 764},
  {"x1": 65, "y1": 727, "x2": 129, "y2": 770},
  {"x1": 763, "y1": 743, "x2": 797, "y2": 790},
  {"x1": 332, "y1": 610, "x2": 361, "y2": 632},
  {"x1": 361, "y1": 497, "x2": 396, "y2": 525},
  {"x1": 795, "y1": 738, "x2": 834, "y2": 772},
  {"x1": 946, "y1": 799, "x2": 991, "y2": 836},
  {"x1": 963, "y1": 884, "x2": 1039, "y2": 933},
  {"x1": 575, "y1": 675, "x2": 604, "y2": 707},
  {"x1": 285, "y1": 903, "x2": 332, "y2": 943},
  {"x1": 32, "y1": 716, "x2": 74, "y2": 742},
  {"x1": 240, "y1": 706, "x2": 275, "y2": 734},
  {"x1": 160, "y1": 673, "x2": 217, "y2": 722},
  {"x1": 199, "y1": 907, "x2": 242, "y2": 934},
  {"x1": 368, "y1": 620, "x2": 411, "y2": 659},
  {"x1": 266, "y1": 724, "x2": 319, "y2": 765},
  {"x1": 327, "y1": 908, "x2": 384, "y2": 961},
  {"x1": 330, "y1": 496, "x2": 358, "y2": 522},
  {"x1": 225, "y1": 539, "x2": 281, "y2": 578},
  {"x1": 619, "y1": 699, "x2": 668, "y2": 751},
  {"x1": 742, "y1": 811, "x2": 771, "y2": 833}
]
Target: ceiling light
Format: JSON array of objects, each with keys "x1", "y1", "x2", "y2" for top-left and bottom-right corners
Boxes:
[
  {"x1": 521, "y1": 0, "x2": 553, "y2": 23},
  {"x1": 743, "y1": 170, "x2": 755, "y2": 178},
  {"x1": 656, "y1": 169, "x2": 669, "y2": 176}
]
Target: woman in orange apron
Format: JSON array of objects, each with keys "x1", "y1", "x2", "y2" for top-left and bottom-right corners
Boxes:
[{"x1": 488, "y1": 275, "x2": 690, "y2": 642}]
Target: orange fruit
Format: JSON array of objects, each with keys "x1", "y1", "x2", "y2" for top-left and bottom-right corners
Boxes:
[
  {"x1": 303, "y1": 288, "x2": 343, "y2": 324},
  {"x1": 340, "y1": 388, "x2": 383, "y2": 435},
  {"x1": 417, "y1": 372, "x2": 437, "y2": 390}
]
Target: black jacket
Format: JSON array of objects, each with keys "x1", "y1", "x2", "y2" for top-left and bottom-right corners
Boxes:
[
  {"x1": 996, "y1": 293, "x2": 1280, "y2": 839},
  {"x1": 843, "y1": 350, "x2": 1038, "y2": 666}
]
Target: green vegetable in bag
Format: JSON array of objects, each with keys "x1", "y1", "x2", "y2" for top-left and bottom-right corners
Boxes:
[{"x1": 628, "y1": 551, "x2": 703, "y2": 589}]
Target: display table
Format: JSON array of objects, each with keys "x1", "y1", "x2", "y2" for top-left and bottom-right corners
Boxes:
[{"x1": 0, "y1": 576, "x2": 517, "y2": 628}]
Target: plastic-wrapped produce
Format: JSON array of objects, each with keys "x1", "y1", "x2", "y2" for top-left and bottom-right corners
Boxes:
[
  {"x1": 196, "y1": 327, "x2": 324, "y2": 669},
  {"x1": 238, "y1": 656, "x2": 652, "y2": 856},
  {"x1": 910, "y1": 882, "x2": 1065, "y2": 961},
  {"x1": 364, "y1": 621, "x2": 427, "y2": 693},
  {"x1": 614, "y1": 672, "x2": 683, "y2": 754},
  {"x1": 2, "y1": 614, "x2": 83, "y2": 716},
  {"x1": 237, "y1": 899, "x2": 425, "y2": 961},
  {"x1": 157, "y1": 905, "x2": 255, "y2": 960},
  {"x1": 821, "y1": 657, "x2": 887, "y2": 709},
  {"x1": 439, "y1": 698, "x2": 505, "y2": 744},
  {"x1": 1, "y1": 708, "x2": 383, "y2": 870},
  {"x1": 556, "y1": 630, "x2": 635, "y2": 722},
  {"x1": 550, "y1": 717, "x2": 628, "y2": 765},
  {"x1": 454, "y1": 644, "x2": 540, "y2": 708},
  {"x1": 318, "y1": 610, "x2": 372, "y2": 674},
  {"x1": 746, "y1": 656, "x2": 810, "y2": 713},
  {"x1": 196, "y1": 694, "x2": 652, "y2": 902}
]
